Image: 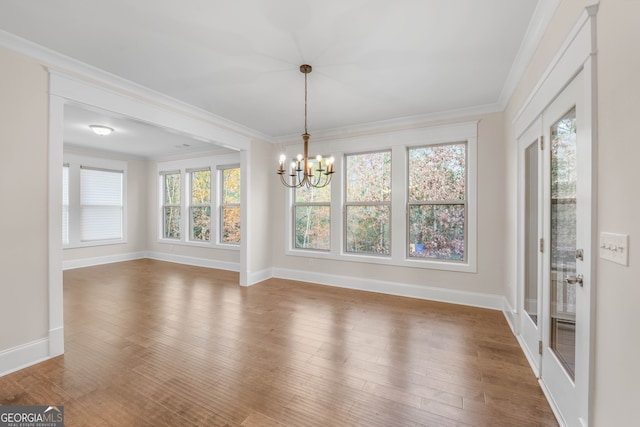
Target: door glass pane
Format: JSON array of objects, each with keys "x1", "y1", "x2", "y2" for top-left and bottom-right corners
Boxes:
[
  {"x1": 550, "y1": 107, "x2": 577, "y2": 380},
  {"x1": 525, "y1": 141, "x2": 539, "y2": 325}
]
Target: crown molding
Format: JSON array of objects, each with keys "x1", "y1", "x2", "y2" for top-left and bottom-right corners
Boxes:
[
  {"x1": 497, "y1": 0, "x2": 561, "y2": 109},
  {"x1": 0, "y1": 29, "x2": 273, "y2": 144},
  {"x1": 273, "y1": 102, "x2": 499, "y2": 145}
]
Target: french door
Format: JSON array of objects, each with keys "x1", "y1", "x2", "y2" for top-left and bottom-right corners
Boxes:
[{"x1": 519, "y1": 70, "x2": 592, "y2": 426}]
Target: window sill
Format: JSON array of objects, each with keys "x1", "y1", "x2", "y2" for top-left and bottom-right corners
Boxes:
[
  {"x1": 63, "y1": 239, "x2": 127, "y2": 249},
  {"x1": 285, "y1": 248, "x2": 476, "y2": 273},
  {"x1": 157, "y1": 239, "x2": 240, "y2": 251}
]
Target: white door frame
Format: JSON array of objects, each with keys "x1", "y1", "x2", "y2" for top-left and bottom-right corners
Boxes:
[
  {"x1": 517, "y1": 118, "x2": 544, "y2": 377},
  {"x1": 514, "y1": 5, "x2": 598, "y2": 426}
]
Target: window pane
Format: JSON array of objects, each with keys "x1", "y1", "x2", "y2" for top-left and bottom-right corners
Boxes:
[
  {"x1": 295, "y1": 205, "x2": 330, "y2": 250},
  {"x1": 346, "y1": 205, "x2": 390, "y2": 255},
  {"x1": 164, "y1": 206, "x2": 181, "y2": 239},
  {"x1": 164, "y1": 173, "x2": 181, "y2": 204},
  {"x1": 191, "y1": 206, "x2": 210, "y2": 241},
  {"x1": 409, "y1": 204, "x2": 465, "y2": 260},
  {"x1": 346, "y1": 151, "x2": 391, "y2": 202},
  {"x1": 80, "y1": 168, "x2": 123, "y2": 241},
  {"x1": 222, "y1": 168, "x2": 240, "y2": 204},
  {"x1": 295, "y1": 159, "x2": 331, "y2": 203},
  {"x1": 222, "y1": 206, "x2": 241, "y2": 244},
  {"x1": 409, "y1": 144, "x2": 465, "y2": 201},
  {"x1": 191, "y1": 170, "x2": 210, "y2": 204}
]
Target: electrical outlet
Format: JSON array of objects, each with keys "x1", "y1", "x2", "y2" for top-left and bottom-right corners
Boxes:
[{"x1": 599, "y1": 232, "x2": 629, "y2": 266}]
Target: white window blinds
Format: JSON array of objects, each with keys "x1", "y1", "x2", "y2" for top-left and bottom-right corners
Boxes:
[{"x1": 80, "y1": 167, "x2": 123, "y2": 241}]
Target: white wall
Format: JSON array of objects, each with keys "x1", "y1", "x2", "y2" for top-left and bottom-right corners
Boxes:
[
  {"x1": 593, "y1": 0, "x2": 640, "y2": 423},
  {"x1": 0, "y1": 48, "x2": 49, "y2": 351}
]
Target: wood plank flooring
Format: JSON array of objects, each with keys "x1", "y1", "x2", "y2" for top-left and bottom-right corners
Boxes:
[{"x1": 0, "y1": 259, "x2": 558, "y2": 426}]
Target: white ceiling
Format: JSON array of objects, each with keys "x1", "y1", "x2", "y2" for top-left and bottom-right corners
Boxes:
[
  {"x1": 0, "y1": 0, "x2": 541, "y2": 156},
  {"x1": 63, "y1": 103, "x2": 230, "y2": 159}
]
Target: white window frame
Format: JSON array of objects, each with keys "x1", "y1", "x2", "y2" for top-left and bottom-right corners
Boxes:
[
  {"x1": 407, "y1": 141, "x2": 468, "y2": 263},
  {"x1": 284, "y1": 121, "x2": 477, "y2": 273},
  {"x1": 161, "y1": 170, "x2": 182, "y2": 240},
  {"x1": 63, "y1": 153, "x2": 128, "y2": 248},
  {"x1": 157, "y1": 153, "x2": 240, "y2": 250}
]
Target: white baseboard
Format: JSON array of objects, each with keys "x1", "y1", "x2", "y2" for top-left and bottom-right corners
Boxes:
[
  {"x1": 49, "y1": 327, "x2": 64, "y2": 356},
  {"x1": 0, "y1": 338, "x2": 50, "y2": 377},
  {"x1": 247, "y1": 268, "x2": 273, "y2": 287},
  {"x1": 63, "y1": 251, "x2": 147, "y2": 270},
  {"x1": 272, "y1": 267, "x2": 504, "y2": 310},
  {"x1": 147, "y1": 251, "x2": 240, "y2": 272},
  {"x1": 538, "y1": 378, "x2": 568, "y2": 427},
  {"x1": 502, "y1": 297, "x2": 518, "y2": 334}
]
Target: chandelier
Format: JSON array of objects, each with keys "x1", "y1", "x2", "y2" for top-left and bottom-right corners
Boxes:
[{"x1": 277, "y1": 64, "x2": 335, "y2": 188}]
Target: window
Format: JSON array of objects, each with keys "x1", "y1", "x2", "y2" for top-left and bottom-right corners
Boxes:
[
  {"x1": 345, "y1": 150, "x2": 391, "y2": 255},
  {"x1": 220, "y1": 166, "x2": 240, "y2": 244},
  {"x1": 294, "y1": 158, "x2": 331, "y2": 250},
  {"x1": 157, "y1": 153, "x2": 240, "y2": 249},
  {"x1": 285, "y1": 121, "x2": 476, "y2": 272},
  {"x1": 162, "y1": 172, "x2": 181, "y2": 239},
  {"x1": 408, "y1": 143, "x2": 466, "y2": 261},
  {"x1": 80, "y1": 167, "x2": 124, "y2": 241},
  {"x1": 190, "y1": 169, "x2": 211, "y2": 241},
  {"x1": 63, "y1": 154, "x2": 127, "y2": 247}
]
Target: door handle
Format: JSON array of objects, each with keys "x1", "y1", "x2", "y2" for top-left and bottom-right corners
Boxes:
[{"x1": 565, "y1": 274, "x2": 584, "y2": 287}]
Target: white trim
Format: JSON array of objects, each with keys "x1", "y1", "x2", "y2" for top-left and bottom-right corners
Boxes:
[
  {"x1": 539, "y1": 379, "x2": 569, "y2": 427},
  {"x1": 498, "y1": 0, "x2": 561, "y2": 109},
  {"x1": 514, "y1": 5, "x2": 599, "y2": 137},
  {"x1": 273, "y1": 268, "x2": 504, "y2": 310},
  {"x1": 63, "y1": 252, "x2": 148, "y2": 270},
  {"x1": 49, "y1": 70, "x2": 251, "y2": 151},
  {"x1": 0, "y1": 338, "x2": 50, "y2": 378},
  {"x1": 247, "y1": 268, "x2": 274, "y2": 286},
  {"x1": 512, "y1": 5, "x2": 598, "y2": 427},
  {"x1": 147, "y1": 252, "x2": 240, "y2": 272},
  {"x1": 502, "y1": 297, "x2": 517, "y2": 334},
  {"x1": 0, "y1": 29, "x2": 270, "y2": 144},
  {"x1": 275, "y1": 104, "x2": 496, "y2": 145},
  {"x1": 48, "y1": 93, "x2": 65, "y2": 359}
]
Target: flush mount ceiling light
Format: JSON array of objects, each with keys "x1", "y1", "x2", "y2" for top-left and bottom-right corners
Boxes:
[
  {"x1": 277, "y1": 64, "x2": 334, "y2": 188},
  {"x1": 89, "y1": 125, "x2": 114, "y2": 136}
]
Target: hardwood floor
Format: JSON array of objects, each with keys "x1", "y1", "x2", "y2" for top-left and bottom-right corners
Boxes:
[{"x1": 0, "y1": 259, "x2": 558, "y2": 426}]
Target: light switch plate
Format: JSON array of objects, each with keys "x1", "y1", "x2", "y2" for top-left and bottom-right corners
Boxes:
[{"x1": 599, "y1": 232, "x2": 629, "y2": 266}]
